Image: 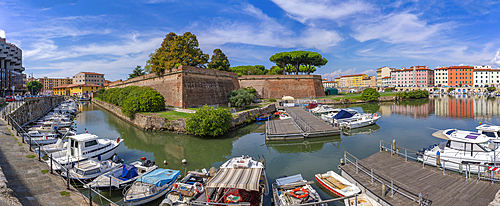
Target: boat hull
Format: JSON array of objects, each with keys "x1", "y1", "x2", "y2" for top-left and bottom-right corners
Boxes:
[{"x1": 314, "y1": 171, "x2": 360, "y2": 197}]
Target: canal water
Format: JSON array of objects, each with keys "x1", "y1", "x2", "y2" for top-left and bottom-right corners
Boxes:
[{"x1": 74, "y1": 96, "x2": 500, "y2": 205}]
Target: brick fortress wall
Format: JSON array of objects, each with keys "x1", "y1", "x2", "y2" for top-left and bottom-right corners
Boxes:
[
  {"x1": 238, "y1": 75, "x2": 325, "y2": 99},
  {"x1": 108, "y1": 66, "x2": 239, "y2": 107}
]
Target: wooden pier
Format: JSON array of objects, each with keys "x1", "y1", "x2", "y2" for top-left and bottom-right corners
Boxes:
[
  {"x1": 340, "y1": 149, "x2": 500, "y2": 206},
  {"x1": 265, "y1": 107, "x2": 340, "y2": 140}
]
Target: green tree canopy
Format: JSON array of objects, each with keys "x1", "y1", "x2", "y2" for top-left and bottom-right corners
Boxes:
[
  {"x1": 229, "y1": 65, "x2": 267, "y2": 76},
  {"x1": 185, "y1": 106, "x2": 232, "y2": 137},
  {"x1": 361, "y1": 88, "x2": 380, "y2": 102},
  {"x1": 227, "y1": 88, "x2": 254, "y2": 107},
  {"x1": 27, "y1": 81, "x2": 43, "y2": 94},
  {"x1": 207, "y1": 49, "x2": 230, "y2": 71},
  {"x1": 269, "y1": 51, "x2": 327, "y2": 75},
  {"x1": 128, "y1": 65, "x2": 146, "y2": 79},
  {"x1": 149, "y1": 32, "x2": 209, "y2": 73},
  {"x1": 487, "y1": 86, "x2": 496, "y2": 92}
]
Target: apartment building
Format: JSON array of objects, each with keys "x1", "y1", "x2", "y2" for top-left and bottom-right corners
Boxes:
[
  {"x1": 73, "y1": 72, "x2": 105, "y2": 86},
  {"x1": 412, "y1": 66, "x2": 434, "y2": 87},
  {"x1": 53, "y1": 83, "x2": 102, "y2": 96},
  {"x1": 391, "y1": 68, "x2": 414, "y2": 87},
  {"x1": 362, "y1": 76, "x2": 376, "y2": 88},
  {"x1": 376, "y1": 66, "x2": 394, "y2": 87},
  {"x1": 381, "y1": 77, "x2": 391, "y2": 87},
  {"x1": 473, "y1": 66, "x2": 500, "y2": 87},
  {"x1": 340, "y1": 74, "x2": 367, "y2": 88},
  {"x1": 323, "y1": 81, "x2": 337, "y2": 88},
  {"x1": 434, "y1": 67, "x2": 449, "y2": 87},
  {"x1": 38, "y1": 77, "x2": 72, "y2": 92},
  {"x1": 0, "y1": 38, "x2": 25, "y2": 95},
  {"x1": 448, "y1": 66, "x2": 473, "y2": 87}
]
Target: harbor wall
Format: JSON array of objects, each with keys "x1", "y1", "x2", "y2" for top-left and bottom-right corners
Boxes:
[
  {"x1": 230, "y1": 104, "x2": 276, "y2": 127},
  {"x1": 108, "y1": 65, "x2": 239, "y2": 108},
  {"x1": 238, "y1": 75, "x2": 325, "y2": 99},
  {"x1": 7, "y1": 96, "x2": 64, "y2": 127}
]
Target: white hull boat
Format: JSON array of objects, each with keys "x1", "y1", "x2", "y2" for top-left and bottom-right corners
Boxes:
[
  {"x1": 37, "y1": 138, "x2": 67, "y2": 153},
  {"x1": 85, "y1": 161, "x2": 158, "y2": 190},
  {"x1": 344, "y1": 194, "x2": 381, "y2": 206},
  {"x1": 61, "y1": 158, "x2": 122, "y2": 182},
  {"x1": 161, "y1": 170, "x2": 210, "y2": 206},
  {"x1": 272, "y1": 174, "x2": 324, "y2": 206},
  {"x1": 338, "y1": 114, "x2": 380, "y2": 129},
  {"x1": 315, "y1": 171, "x2": 360, "y2": 197},
  {"x1": 124, "y1": 168, "x2": 181, "y2": 206}
]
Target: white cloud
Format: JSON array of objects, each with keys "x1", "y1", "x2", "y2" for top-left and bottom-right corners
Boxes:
[
  {"x1": 0, "y1": 29, "x2": 5, "y2": 38},
  {"x1": 270, "y1": 0, "x2": 373, "y2": 23},
  {"x1": 492, "y1": 51, "x2": 500, "y2": 67},
  {"x1": 321, "y1": 68, "x2": 357, "y2": 80},
  {"x1": 352, "y1": 12, "x2": 451, "y2": 44}
]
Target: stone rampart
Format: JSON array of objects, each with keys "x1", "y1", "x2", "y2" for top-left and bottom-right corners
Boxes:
[
  {"x1": 108, "y1": 65, "x2": 239, "y2": 107},
  {"x1": 7, "y1": 97, "x2": 64, "y2": 127},
  {"x1": 231, "y1": 104, "x2": 276, "y2": 126},
  {"x1": 238, "y1": 75, "x2": 325, "y2": 99}
]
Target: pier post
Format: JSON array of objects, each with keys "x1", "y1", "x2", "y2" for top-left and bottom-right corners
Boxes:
[
  {"x1": 29, "y1": 135, "x2": 32, "y2": 152},
  {"x1": 67, "y1": 168, "x2": 70, "y2": 190},
  {"x1": 443, "y1": 162, "x2": 445, "y2": 175},
  {"x1": 355, "y1": 194, "x2": 357, "y2": 206},
  {"x1": 89, "y1": 186, "x2": 92, "y2": 206},
  {"x1": 356, "y1": 159, "x2": 358, "y2": 174},
  {"x1": 38, "y1": 144, "x2": 41, "y2": 161},
  {"x1": 371, "y1": 169, "x2": 373, "y2": 184},
  {"x1": 50, "y1": 154, "x2": 53, "y2": 174},
  {"x1": 391, "y1": 180, "x2": 394, "y2": 197},
  {"x1": 405, "y1": 149, "x2": 407, "y2": 162},
  {"x1": 422, "y1": 156, "x2": 425, "y2": 168},
  {"x1": 381, "y1": 183, "x2": 386, "y2": 197},
  {"x1": 392, "y1": 139, "x2": 396, "y2": 156}
]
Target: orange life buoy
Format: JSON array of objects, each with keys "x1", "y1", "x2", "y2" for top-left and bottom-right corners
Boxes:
[
  {"x1": 373, "y1": 113, "x2": 378, "y2": 117},
  {"x1": 291, "y1": 187, "x2": 309, "y2": 199},
  {"x1": 194, "y1": 182, "x2": 204, "y2": 194}
]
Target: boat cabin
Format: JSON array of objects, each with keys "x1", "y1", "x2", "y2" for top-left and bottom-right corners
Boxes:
[
  {"x1": 477, "y1": 125, "x2": 500, "y2": 139},
  {"x1": 433, "y1": 129, "x2": 497, "y2": 155},
  {"x1": 66, "y1": 134, "x2": 111, "y2": 158}
]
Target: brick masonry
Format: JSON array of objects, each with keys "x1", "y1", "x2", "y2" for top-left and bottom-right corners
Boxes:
[
  {"x1": 108, "y1": 65, "x2": 239, "y2": 107},
  {"x1": 238, "y1": 75, "x2": 325, "y2": 99}
]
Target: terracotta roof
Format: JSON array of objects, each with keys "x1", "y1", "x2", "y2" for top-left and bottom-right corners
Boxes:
[
  {"x1": 324, "y1": 81, "x2": 337, "y2": 83},
  {"x1": 341, "y1": 74, "x2": 366, "y2": 78},
  {"x1": 382, "y1": 77, "x2": 392, "y2": 79},
  {"x1": 80, "y1": 72, "x2": 104, "y2": 75},
  {"x1": 54, "y1": 83, "x2": 101, "y2": 89},
  {"x1": 104, "y1": 80, "x2": 111, "y2": 83},
  {"x1": 449, "y1": 66, "x2": 473, "y2": 69}
]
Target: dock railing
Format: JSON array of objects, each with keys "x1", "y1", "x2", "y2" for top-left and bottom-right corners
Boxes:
[
  {"x1": 5, "y1": 104, "x2": 120, "y2": 206},
  {"x1": 343, "y1": 150, "x2": 429, "y2": 206},
  {"x1": 188, "y1": 194, "x2": 358, "y2": 206},
  {"x1": 285, "y1": 107, "x2": 312, "y2": 132},
  {"x1": 379, "y1": 140, "x2": 500, "y2": 183}
]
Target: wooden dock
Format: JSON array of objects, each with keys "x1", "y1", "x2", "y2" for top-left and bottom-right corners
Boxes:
[
  {"x1": 265, "y1": 107, "x2": 340, "y2": 140},
  {"x1": 340, "y1": 151, "x2": 500, "y2": 206}
]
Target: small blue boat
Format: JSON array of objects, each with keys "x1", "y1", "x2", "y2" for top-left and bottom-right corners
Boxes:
[
  {"x1": 124, "y1": 168, "x2": 181, "y2": 205},
  {"x1": 256, "y1": 114, "x2": 271, "y2": 121}
]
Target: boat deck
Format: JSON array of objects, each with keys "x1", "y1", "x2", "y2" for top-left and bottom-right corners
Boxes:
[
  {"x1": 265, "y1": 107, "x2": 340, "y2": 141},
  {"x1": 340, "y1": 151, "x2": 500, "y2": 206}
]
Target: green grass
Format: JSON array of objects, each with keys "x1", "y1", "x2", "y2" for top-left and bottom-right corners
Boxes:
[
  {"x1": 0, "y1": 103, "x2": 8, "y2": 107},
  {"x1": 18, "y1": 142, "x2": 22, "y2": 146},
  {"x1": 94, "y1": 97, "x2": 102, "y2": 101},
  {"x1": 142, "y1": 111, "x2": 193, "y2": 120},
  {"x1": 60, "y1": 191, "x2": 71, "y2": 197},
  {"x1": 26, "y1": 155, "x2": 36, "y2": 158},
  {"x1": 41, "y1": 169, "x2": 49, "y2": 174}
]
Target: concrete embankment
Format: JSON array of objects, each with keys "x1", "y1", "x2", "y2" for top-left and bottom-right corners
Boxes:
[
  {"x1": 0, "y1": 110, "x2": 91, "y2": 205},
  {"x1": 92, "y1": 98, "x2": 276, "y2": 132}
]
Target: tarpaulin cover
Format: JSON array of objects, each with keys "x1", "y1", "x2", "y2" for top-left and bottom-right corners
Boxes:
[
  {"x1": 136, "y1": 169, "x2": 180, "y2": 187},
  {"x1": 275, "y1": 174, "x2": 303, "y2": 186},
  {"x1": 119, "y1": 164, "x2": 138, "y2": 180},
  {"x1": 333, "y1": 110, "x2": 354, "y2": 119},
  {"x1": 206, "y1": 168, "x2": 263, "y2": 191}
]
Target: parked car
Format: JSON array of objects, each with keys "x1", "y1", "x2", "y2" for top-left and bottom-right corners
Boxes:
[{"x1": 6, "y1": 96, "x2": 14, "y2": 102}]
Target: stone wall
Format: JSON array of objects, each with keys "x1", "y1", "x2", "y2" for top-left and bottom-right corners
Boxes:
[
  {"x1": 0, "y1": 167, "x2": 21, "y2": 205},
  {"x1": 92, "y1": 99, "x2": 185, "y2": 131},
  {"x1": 231, "y1": 104, "x2": 276, "y2": 126},
  {"x1": 7, "y1": 97, "x2": 64, "y2": 127},
  {"x1": 108, "y1": 65, "x2": 239, "y2": 107},
  {"x1": 0, "y1": 98, "x2": 5, "y2": 105},
  {"x1": 238, "y1": 75, "x2": 325, "y2": 99}
]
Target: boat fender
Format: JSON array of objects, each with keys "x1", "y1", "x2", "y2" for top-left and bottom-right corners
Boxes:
[
  {"x1": 172, "y1": 183, "x2": 179, "y2": 190},
  {"x1": 45, "y1": 135, "x2": 48, "y2": 140},
  {"x1": 291, "y1": 187, "x2": 309, "y2": 199},
  {"x1": 194, "y1": 182, "x2": 205, "y2": 194},
  {"x1": 160, "y1": 198, "x2": 173, "y2": 206}
]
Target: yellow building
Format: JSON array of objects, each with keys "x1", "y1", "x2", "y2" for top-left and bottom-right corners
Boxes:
[
  {"x1": 341, "y1": 74, "x2": 367, "y2": 87},
  {"x1": 53, "y1": 83, "x2": 101, "y2": 96},
  {"x1": 38, "y1": 77, "x2": 73, "y2": 93}
]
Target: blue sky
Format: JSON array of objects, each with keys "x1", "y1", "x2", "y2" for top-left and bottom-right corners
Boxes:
[{"x1": 1, "y1": 0, "x2": 500, "y2": 81}]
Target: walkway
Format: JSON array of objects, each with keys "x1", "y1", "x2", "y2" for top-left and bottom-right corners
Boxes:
[
  {"x1": 0, "y1": 118, "x2": 91, "y2": 206},
  {"x1": 340, "y1": 151, "x2": 500, "y2": 206}
]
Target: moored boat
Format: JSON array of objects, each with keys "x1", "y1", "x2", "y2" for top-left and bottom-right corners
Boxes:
[
  {"x1": 314, "y1": 170, "x2": 360, "y2": 197},
  {"x1": 61, "y1": 158, "x2": 122, "y2": 182},
  {"x1": 85, "y1": 160, "x2": 158, "y2": 190},
  {"x1": 272, "y1": 174, "x2": 324, "y2": 206},
  {"x1": 161, "y1": 170, "x2": 210, "y2": 206},
  {"x1": 256, "y1": 114, "x2": 271, "y2": 121},
  {"x1": 124, "y1": 168, "x2": 181, "y2": 206},
  {"x1": 344, "y1": 194, "x2": 381, "y2": 206}
]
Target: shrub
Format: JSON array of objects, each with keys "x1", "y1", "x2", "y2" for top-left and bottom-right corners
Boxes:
[
  {"x1": 487, "y1": 86, "x2": 496, "y2": 92},
  {"x1": 269, "y1": 98, "x2": 276, "y2": 102},
  {"x1": 361, "y1": 88, "x2": 380, "y2": 102},
  {"x1": 139, "y1": 90, "x2": 165, "y2": 112},
  {"x1": 97, "y1": 88, "x2": 106, "y2": 97},
  {"x1": 185, "y1": 106, "x2": 232, "y2": 136},
  {"x1": 384, "y1": 88, "x2": 392, "y2": 92},
  {"x1": 227, "y1": 88, "x2": 254, "y2": 107},
  {"x1": 396, "y1": 90, "x2": 429, "y2": 99},
  {"x1": 447, "y1": 88, "x2": 455, "y2": 92},
  {"x1": 121, "y1": 87, "x2": 154, "y2": 117}
]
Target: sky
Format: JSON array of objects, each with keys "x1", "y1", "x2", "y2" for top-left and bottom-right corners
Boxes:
[{"x1": 1, "y1": 0, "x2": 500, "y2": 81}]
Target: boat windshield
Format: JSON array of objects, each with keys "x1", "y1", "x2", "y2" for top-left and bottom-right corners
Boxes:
[
  {"x1": 74, "y1": 168, "x2": 85, "y2": 176},
  {"x1": 477, "y1": 140, "x2": 496, "y2": 152}
]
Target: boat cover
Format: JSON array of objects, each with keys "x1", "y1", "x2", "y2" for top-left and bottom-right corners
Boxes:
[
  {"x1": 136, "y1": 169, "x2": 180, "y2": 187},
  {"x1": 333, "y1": 110, "x2": 354, "y2": 119},
  {"x1": 206, "y1": 168, "x2": 262, "y2": 191},
  {"x1": 119, "y1": 164, "x2": 139, "y2": 180},
  {"x1": 275, "y1": 174, "x2": 303, "y2": 186}
]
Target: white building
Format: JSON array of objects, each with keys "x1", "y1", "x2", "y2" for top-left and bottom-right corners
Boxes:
[
  {"x1": 323, "y1": 81, "x2": 337, "y2": 88},
  {"x1": 434, "y1": 67, "x2": 448, "y2": 87},
  {"x1": 473, "y1": 68, "x2": 500, "y2": 87},
  {"x1": 381, "y1": 77, "x2": 392, "y2": 87}
]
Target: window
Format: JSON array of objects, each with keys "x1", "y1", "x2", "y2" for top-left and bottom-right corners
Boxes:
[
  {"x1": 85, "y1": 140, "x2": 98, "y2": 147},
  {"x1": 483, "y1": 132, "x2": 497, "y2": 138}
]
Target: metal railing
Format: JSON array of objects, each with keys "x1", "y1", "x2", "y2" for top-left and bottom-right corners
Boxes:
[
  {"x1": 379, "y1": 140, "x2": 500, "y2": 183},
  {"x1": 285, "y1": 107, "x2": 311, "y2": 132},
  {"x1": 343, "y1": 150, "x2": 428, "y2": 206},
  {"x1": 4, "y1": 104, "x2": 119, "y2": 206}
]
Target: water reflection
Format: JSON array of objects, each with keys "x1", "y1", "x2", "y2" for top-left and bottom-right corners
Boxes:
[
  {"x1": 265, "y1": 135, "x2": 342, "y2": 153},
  {"x1": 342, "y1": 124, "x2": 380, "y2": 136}
]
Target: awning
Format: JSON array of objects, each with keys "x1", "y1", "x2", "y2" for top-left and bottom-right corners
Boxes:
[
  {"x1": 205, "y1": 168, "x2": 262, "y2": 191},
  {"x1": 282, "y1": 96, "x2": 294, "y2": 100}
]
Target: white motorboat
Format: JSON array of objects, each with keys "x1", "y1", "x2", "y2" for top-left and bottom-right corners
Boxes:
[
  {"x1": 272, "y1": 174, "x2": 324, "y2": 206},
  {"x1": 279, "y1": 113, "x2": 292, "y2": 120},
  {"x1": 476, "y1": 124, "x2": 500, "y2": 142},
  {"x1": 29, "y1": 122, "x2": 58, "y2": 132},
  {"x1": 337, "y1": 113, "x2": 380, "y2": 130},
  {"x1": 418, "y1": 129, "x2": 499, "y2": 173},
  {"x1": 61, "y1": 158, "x2": 122, "y2": 182},
  {"x1": 320, "y1": 109, "x2": 359, "y2": 123},
  {"x1": 37, "y1": 138, "x2": 68, "y2": 153},
  {"x1": 124, "y1": 168, "x2": 181, "y2": 206},
  {"x1": 315, "y1": 170, "x2": 360, "y2": 197},
  {"x1": 46, "y1": 133, "x2": 123, "y2": 170},
  {"x1": 161, "y1": 170, "x2": 210, "y2": 206},
  {"x1": 85, "y1": 161, "x2": 158, "y2": 190},
  {"x1": 23, "y1": 131, "x2": 59, "y2": 145},
  {"x1": 204, "y1": 155, "x2": 269, "y2": 206},
  {"x1": 344, "y1": 194, "x2": 381, "y2": 206}
]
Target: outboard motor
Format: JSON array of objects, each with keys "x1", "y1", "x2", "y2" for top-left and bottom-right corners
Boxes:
[
  {"x1": 112, "y1": 154, "x2": 123, "y2": 163},
  {"x1": 143, "y1": 159, "x2": 152, "y2": 167}
]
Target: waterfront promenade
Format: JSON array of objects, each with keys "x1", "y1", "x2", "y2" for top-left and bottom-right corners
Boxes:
[{"x1": 0, "y1": 118, "x2": 90, "y2": 206}]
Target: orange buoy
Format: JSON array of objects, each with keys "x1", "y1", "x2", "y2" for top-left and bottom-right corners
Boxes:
[
  {"x1": 116, "y1": 137, "x2": 120, "y2": 143},
  {"x1": 141, "y1": 157, "x2": 146, "y2": 161},
  {"x1": 291, "y1": 187, "x2": 309, "y2": 199}
]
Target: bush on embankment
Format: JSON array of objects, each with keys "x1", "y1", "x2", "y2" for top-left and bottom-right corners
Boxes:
[
  {"x1": 100, "y1": 86, "x2": 165, "y2": 117},
  {"x1": 185, "y1": 105, "x2": 232, "y2": 137},
  {"x1": 396, "y1": 90, "x2": 429, "y2": 99},
  {"x1": 361, "y1": 88, "x2": 380, "y2": 102}
]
